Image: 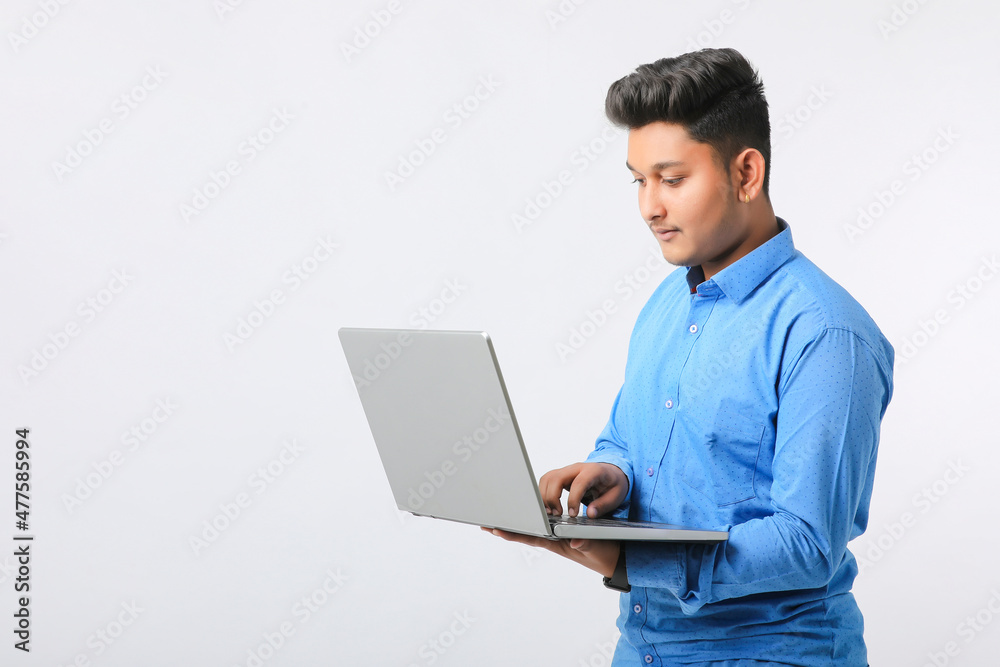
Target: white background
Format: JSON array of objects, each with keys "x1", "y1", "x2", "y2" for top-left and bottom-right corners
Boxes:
[{"x1": 2, "y1": 1, "x2": 999, "y2": 665}]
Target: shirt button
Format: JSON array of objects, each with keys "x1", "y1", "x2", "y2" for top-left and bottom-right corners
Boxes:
[
  {"x1": 633, "y1": 603, "x2": 642, "y2": 613},
  {"x1": 646, "y1": 467, "x2": 654, "y2": 477},
  {"x1": 688, "y1": 323, "x2": 698, "y2": 334},
  {"x1": 664, "y1": 399, "x2": 673, "y2": 409},
  {"x1": 645, "y1": 656, "x2": 654, "y2": 664}
]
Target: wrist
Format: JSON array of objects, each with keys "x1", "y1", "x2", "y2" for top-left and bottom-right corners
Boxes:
[{"x1": 602, "y1": 543, "x2": 630, "y2": 592}]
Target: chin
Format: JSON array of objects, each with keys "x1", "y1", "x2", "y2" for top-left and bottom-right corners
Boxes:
[{"x1": 657, "y1": 244, "x2": 688, "y2": 267}]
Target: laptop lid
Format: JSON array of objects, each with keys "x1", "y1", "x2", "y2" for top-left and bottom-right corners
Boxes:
[{"x1": 339, "y1": 327, "x2": 553, "y2": 538}]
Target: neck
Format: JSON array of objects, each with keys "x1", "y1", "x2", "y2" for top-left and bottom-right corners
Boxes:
[{"x1": 701, "y1": 199, "x2": 779, "y2": 282}]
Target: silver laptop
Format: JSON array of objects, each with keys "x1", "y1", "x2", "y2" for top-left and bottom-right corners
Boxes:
[{"x1": 339, "y1": 327, "x2": 728, "y2": 543}]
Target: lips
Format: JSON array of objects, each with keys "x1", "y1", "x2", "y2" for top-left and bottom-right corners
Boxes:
[{"x1": 653, "y1": 227, "x2": 678, "y2": 241}]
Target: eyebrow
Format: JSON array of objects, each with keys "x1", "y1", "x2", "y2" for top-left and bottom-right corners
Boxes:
[{"x1": 626, "y1": 160, "x2": 685, "y2": 173}]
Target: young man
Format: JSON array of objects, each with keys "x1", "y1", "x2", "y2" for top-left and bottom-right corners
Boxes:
[{"x1": 485, "y1": 48, "x2": 893, "y2": 666}]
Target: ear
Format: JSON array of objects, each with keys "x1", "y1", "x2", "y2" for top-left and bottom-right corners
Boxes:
[{"x1": 731, "y1": 147, "x2": 766, "y2": 202}]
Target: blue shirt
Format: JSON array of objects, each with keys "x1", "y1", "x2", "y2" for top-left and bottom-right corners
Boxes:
[{"x1": 586, "y1": 219, "x2": 893, "y2": 666}]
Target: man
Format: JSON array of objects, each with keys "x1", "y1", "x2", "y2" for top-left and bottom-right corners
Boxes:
[{"x1": 485, "y1": 48, "x2": 893, "y2": 666}]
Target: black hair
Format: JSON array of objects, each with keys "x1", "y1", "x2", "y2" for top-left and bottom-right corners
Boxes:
[{"x1": 605, "y1": 48, "x2": 771, "y2": 196}]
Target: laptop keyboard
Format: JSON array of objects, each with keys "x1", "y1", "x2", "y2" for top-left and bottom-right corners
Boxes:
[
  {"x1": 547, "y1": 515, "x2": 682, "y2": 529},
  {"x1": 549, "y1": 515, "x2": 618, "y2": 525}
]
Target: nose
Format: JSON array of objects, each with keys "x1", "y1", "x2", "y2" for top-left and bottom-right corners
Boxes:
[{"x1": 639, "y1": 185, "x2": 665, "y2": 223}]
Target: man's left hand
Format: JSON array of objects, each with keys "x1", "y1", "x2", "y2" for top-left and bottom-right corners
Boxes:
[{"x1": 481, "y1": 527, "x2": 620, "y2": 578}]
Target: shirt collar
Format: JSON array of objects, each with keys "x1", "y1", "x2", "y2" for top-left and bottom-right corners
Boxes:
[{"x1": 686, "y1": 217, "x2": 795, "y2": 304}]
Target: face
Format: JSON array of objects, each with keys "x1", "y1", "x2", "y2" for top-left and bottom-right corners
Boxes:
[{"x1": 626, "y1": 121, "x2": 752, "y2": 278}]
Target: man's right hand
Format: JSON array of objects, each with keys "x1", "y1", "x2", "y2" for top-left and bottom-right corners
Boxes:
[{"x1": 538, "y1": 462, "x2": 629, "y2": 519}]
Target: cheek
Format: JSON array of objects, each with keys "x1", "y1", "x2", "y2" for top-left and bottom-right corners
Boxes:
[{"x1": 677, "y1": 181, "x2": 724, "y2": 221}]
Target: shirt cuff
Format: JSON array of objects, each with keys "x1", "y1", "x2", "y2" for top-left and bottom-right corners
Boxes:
[
  {"x1": 625, "y1": 541, "x2": 719, "y2": 615},
  {"x1": 624, "y1": 540, "x2": 685, "y2": 590}
]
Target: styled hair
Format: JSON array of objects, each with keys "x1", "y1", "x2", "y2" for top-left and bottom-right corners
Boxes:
[{"x1": 605, "y1": 48, "x2": 771, "y2": 196}]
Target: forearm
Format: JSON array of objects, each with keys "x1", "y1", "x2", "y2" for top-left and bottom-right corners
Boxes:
[{"x1": 626, "y1": 510, "x2": 847, "y2": 613}]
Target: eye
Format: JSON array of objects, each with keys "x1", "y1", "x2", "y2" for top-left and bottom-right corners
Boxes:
[
  {"x1": 631, "y1": 177, "x2": 645, "y2": 186},
  {"x1": 663, "y1": 177, "x2": 684, "y2": 186}
]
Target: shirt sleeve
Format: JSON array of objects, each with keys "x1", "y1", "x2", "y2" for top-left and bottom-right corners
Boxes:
[
  {"x1": 624, "y1": 327, "x2": 893, "y2": 613},
  {"x1": 584, "y1": 384, "x2": 634, "y2": 519}
]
